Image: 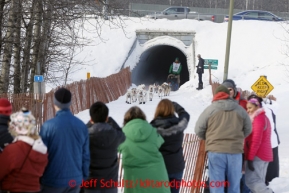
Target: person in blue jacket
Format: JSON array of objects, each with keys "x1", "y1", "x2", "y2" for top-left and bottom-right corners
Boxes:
[{"x1": 40, "y1": 87, "x2": 90, "y2": 193}]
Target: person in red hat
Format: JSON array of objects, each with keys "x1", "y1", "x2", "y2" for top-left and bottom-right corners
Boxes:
[{"x1": 0, "y1": 98, "x2": 13, "y2": 152}]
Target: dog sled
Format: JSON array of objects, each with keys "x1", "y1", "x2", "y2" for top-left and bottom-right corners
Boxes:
[{"x1": 167, "y1": 74, "x2": 179, "y2": 91}]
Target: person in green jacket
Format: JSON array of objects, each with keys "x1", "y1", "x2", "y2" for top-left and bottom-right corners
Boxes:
[
  {"x1": 169, "y1": 57, "x2": 182, "y2": 87},
  {"x1": 118, "y1": 106, "x2": 170, "y2": 193}
]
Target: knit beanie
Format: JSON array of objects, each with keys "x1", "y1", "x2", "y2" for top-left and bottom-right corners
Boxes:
[
  {"x1": 54, "y1": 87, "x2": 72, "y2": 109},
  {"x1": 214, "y1": 85, "x2": 230, "y2": 95},
  {"x1": 248, "y1": 98, "x2": 261, "y2": 107},
  {"x1": 222, "y1": 79, "x2": 237, "y2": 97},
  {"x1": 9, "y1": 109, "x2": 37, "y2": 136},
  {"x1": 0, "y1": 98, "x2": 12, "y2": 116}
]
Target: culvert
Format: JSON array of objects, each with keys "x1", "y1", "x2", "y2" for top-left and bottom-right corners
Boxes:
[{"x1": 131, "y1": 45, "x2": 190, "y2": 86}]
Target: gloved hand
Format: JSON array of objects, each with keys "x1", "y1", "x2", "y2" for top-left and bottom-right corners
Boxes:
[{"x1": 247, "y1": 160, "x2": 255, "y2": 171}]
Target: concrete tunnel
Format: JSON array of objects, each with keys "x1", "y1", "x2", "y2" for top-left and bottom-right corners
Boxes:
[{"x1": 131, "y1": 45, "x2": 190, "y2": 86}]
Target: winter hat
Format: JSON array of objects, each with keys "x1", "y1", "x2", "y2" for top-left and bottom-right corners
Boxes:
[
  {"x1": 9, "y1": 109, "x2": 37, "y2": 136},
  {"x1": 214, "y1": 85, "x2": 230, "y2": 95},
  {"x1": 248, "y1": 98, "x2": 261, "y2": 107},
  {"x1": 247, "y1": 94, "x2": 263, "y2": 107},
  {"x1": 175, "y1": 57, "x2": 179, "y2": 62},
  {"x1": 54, "y1": 87, "x2": 71, "y2": 109},
  {"x1": 222, "y1": 79, "x2": 237, "y2": 98},
  {"x1": 0, "y1": 98, "x2": 12, "y2": 116}
]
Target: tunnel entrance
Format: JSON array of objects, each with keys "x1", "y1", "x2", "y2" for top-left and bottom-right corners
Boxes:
[{"x1": 131, "y1": 45, "x2": 189, "y2": 86}]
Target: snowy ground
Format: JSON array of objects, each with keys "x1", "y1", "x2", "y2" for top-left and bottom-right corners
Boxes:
[
  {"x1": 76, "y1": 86, "x2": 289, "y2": 192},
  {"x1": 65, "y1": 17, "x2": 289, "y2": 192}
]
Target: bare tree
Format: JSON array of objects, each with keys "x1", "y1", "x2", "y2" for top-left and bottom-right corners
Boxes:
[
  {"x1": 0, "y1": 0, "x2": 6, "y2": 54},
  {"x1": 21, "y1": 0, "x2": 37, "y2": 92},
  {"x1": 37, "y1": 0, "x2": 53, "y2": 75},
  {"x1": 0, "y1": 0, "x2": 121, "y2": 93},
  {"x1": 13, "y1": 0, "x2": 22, "y2": 93},
  {"x1": 246, "y1": 0, "x2": 249, "y2": 10},
  {"x1": 0, "y1": 0, "x2": 16, "y2": 93},
  {"x1": 29, "y1": 0, "x2": 43, "y2": 92}
]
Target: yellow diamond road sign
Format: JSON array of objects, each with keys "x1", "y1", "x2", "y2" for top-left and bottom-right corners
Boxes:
[{"x1": 251, "y1": 76, "x2": 274, "y2": 98}]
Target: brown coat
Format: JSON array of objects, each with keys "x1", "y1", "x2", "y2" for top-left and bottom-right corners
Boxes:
[{"x1": 194, "y1": 92, "x2": 252, "y2": 153}]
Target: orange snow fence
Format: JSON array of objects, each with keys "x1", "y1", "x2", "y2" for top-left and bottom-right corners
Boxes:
[
  {"x1": 43, "y1": 67, "x2": 131, "y2": 122},
  {"x1": 117, "y1": 133, "x2": 208, "y2": 193}
]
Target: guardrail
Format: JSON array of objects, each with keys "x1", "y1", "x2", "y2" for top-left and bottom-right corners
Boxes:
[{"x1": 129, "y1": 9, "x2": 226, "y2": 23}]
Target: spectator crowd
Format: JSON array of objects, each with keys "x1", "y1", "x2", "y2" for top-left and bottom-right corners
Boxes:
[{"x1": 0, "y1": 79, "x2": 280, "y2": 193}]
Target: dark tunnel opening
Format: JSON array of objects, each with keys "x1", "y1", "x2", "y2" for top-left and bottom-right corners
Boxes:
[{"x1": 131, "y1": 45, "x2": 190, "y2": 86}]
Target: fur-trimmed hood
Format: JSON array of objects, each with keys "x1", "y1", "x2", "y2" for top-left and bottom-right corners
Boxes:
[
  {"x1": 151, "y1": 116, "x2": 188, "y2": 137},
  {"x1": 150, "y1": 111, "x2": 189, "y2": 174},
  {"x1": 150, "y1": 102, "x2": 189, "y2": 174},
  {"x1": 88, "y1": 122, "x2": 122, "y2": 147},
  {"x1": 249, "y1": 108, "x2": 265, "y2": 122}
]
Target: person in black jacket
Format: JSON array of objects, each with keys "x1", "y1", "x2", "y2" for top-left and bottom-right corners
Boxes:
[
  {"x1": 196, "y1": 54, "x2": 205, "y2": 90},
  {"x1": 0, "y1": 98, "x2": 13, "y2": 152},
  {"x1": 150, "y1": 99, "x2": 190, "y2": 193},
  {"x1": 84, "y1": 101, "x2": 125, "y2": 193}
]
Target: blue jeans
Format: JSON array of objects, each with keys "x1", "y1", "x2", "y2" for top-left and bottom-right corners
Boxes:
[
  {"x1": 208, "y1": 152, "x2": 242, "y2": 193},
  {"x1": 168, "y1": 171, "x2": 183, "y2": 193}
]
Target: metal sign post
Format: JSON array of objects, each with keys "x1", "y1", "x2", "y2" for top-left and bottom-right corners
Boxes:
[
  {"x1": 204, "y1": 59, "x2": 218, "y2": 70},
  {"x1": 223, "y1": 0, "x2": 235, "y2": 81},
  {"x1": 34, "y1": 75, "x2": 45, "y2": 101},
  {"x1": 33, "y1": 73, "x2": 45, "y2": 131}
]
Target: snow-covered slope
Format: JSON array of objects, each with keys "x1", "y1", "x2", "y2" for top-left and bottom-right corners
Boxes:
[{"x1": 72, "y1": 18, "x2": 289, "y2": 192}]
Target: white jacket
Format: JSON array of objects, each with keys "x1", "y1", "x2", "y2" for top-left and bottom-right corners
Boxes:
[{"x1": 262, "y1": 100, "x2": 280, "y2": 148}]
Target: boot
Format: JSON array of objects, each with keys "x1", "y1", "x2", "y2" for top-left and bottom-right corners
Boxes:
[
  {"x1": 196, "y1": 83, "x2": 200, "y2": 90},
  {"x1": 199, "y1": 83, "x2": 203, "y2": 90},
  {"x1": 196, "y1": 83, "x2": 203, "y2": 90},
  {"x1": 196, "y1": 83, "x2": 201, "y2": 90}
]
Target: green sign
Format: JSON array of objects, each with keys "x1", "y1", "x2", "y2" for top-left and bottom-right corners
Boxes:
[
  {"x1": 204, "y1": 59, "x2": 218, "y2": 66},
  {"x1": 204, "y1": 66, "x2": 217, "y2": 70}
]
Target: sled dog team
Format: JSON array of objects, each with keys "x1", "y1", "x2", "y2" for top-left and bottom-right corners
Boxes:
[{"x1": 126, "y1": 83, "x2": 171, "y2": 104}]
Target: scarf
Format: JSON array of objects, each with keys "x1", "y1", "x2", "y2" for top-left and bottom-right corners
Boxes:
[{"x1": 212, "y1": 92, "x2": 230, "y2": 102}]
